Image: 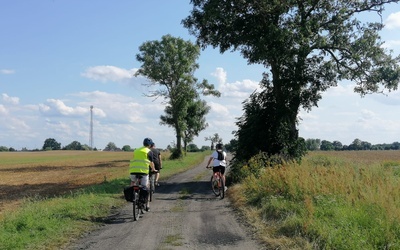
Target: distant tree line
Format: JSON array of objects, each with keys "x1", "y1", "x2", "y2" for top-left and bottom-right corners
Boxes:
[
  {"x1": 305, "y1": 138, "x2": 400, "y2": 151},
  {"x1": 2, "y1": 137, "x2": 399, "y2": 152},
  {"x1": 0, "y1": 138, "x2": 212, "y2": 152}
]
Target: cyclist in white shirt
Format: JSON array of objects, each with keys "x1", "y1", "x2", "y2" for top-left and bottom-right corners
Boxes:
[{"x1": 206, "y1": 143, "x2": 227, "y2": 191}]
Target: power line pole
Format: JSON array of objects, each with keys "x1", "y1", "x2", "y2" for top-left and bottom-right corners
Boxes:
[{"x1": 90, "y1": 105, "x2": 93, "y2": 150}]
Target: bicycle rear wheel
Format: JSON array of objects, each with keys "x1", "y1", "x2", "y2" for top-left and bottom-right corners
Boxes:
[
  {"x1": 211, "y1": 175, "x2": 220, "y2": 196},
  {"x1": 133, "y1": 190, "x2": 140, "y2": 221}
]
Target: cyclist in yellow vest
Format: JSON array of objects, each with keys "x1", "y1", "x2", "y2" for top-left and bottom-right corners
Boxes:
[{"x1": 129, "y1": 137, "x2": 156, "y2": 211}]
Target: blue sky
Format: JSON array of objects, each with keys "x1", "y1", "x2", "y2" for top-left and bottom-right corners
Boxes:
[{"x1": 1, "y1": 1, "x2": 400, "y2": 150}]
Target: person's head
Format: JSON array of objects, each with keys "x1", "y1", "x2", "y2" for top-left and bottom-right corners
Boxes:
[
  {"x1": 216, "y1": 143, "x2": 223, "y2": 150},
  {"x1": 143, "y1": 138, "x2": 153, "y2": 147}
]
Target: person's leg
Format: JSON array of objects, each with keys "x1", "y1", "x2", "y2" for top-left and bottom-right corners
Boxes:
[
  {"x1": 220, "y1": 166, "x2": 227, "y2": 190},
  {"x1": 155, "y1": 172, "x2": 160, "y2": 184},
  {"x1": 155, "y1": 163, "x2": 161, "y2": 185},
  {"x1": 130, "y1": 174, "x2": 138, "y2": 186},
  {"x1": 140, "y1": 175, "x2": 151, "y2": 210}
]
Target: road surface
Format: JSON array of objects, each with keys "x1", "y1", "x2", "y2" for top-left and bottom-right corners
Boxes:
[{"x1": 68, "y1": 156, "x2": 265, "y2": 250}]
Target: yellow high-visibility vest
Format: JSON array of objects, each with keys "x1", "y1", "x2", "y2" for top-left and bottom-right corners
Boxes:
[{"x1": 129, "y1": 146, "x2": 150, "y2": 174}]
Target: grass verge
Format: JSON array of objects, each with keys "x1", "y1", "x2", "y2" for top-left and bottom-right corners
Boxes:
[
  {"x1": 0, "y1": 151, "x2": 210, "y2": 250},
  {"x1": 228, "y1": 151, "x2": 400, "y2": 249}
]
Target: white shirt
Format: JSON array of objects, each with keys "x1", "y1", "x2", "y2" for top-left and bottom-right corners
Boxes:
[{"x1": 211, "y1": 150, "x2": 227, "y2": 167}]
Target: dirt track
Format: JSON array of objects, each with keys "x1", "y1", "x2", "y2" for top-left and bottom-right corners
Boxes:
[{"x1": 67, "y1": 156, "x2": 265, "y2": 250}]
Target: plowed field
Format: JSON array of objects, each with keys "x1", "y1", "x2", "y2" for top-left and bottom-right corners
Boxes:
[{"x1": 0, "y1": 151, "x2": 131, "y2": 216}]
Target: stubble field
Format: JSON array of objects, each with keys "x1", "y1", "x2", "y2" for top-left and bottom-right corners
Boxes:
[{"x1": 0, "y1": 151, "x2": 132, "y2": 217}]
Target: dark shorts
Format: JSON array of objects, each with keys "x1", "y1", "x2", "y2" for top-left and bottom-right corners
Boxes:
[
  {"x1": 154, "y1": 162, "x2": 161, "y2": 172},
  {"x1": 213, "y1": 166, "x2": 226, "y2": 175}
]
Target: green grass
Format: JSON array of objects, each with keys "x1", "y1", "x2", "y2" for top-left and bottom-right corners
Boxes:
[
  {"x1": 0, "y1": 151, "x2": 210, "y2": 250},
  {"x1": 230, "y1": 151, "x2": 400, "y2": 249}
]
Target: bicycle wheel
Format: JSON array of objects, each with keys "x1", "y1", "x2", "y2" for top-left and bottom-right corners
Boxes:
[
  {"x1": 133, "y1": 190, "x2": 139, "y2": 221},
  {"x1": 211, "y1": 175, "x2": 220, "y2": 196},
  {"x1": 219, "y1": 177, "x2": 225, "y2": 199}
]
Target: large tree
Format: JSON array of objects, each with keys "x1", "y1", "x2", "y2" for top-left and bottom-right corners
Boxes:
[
  {"x1": 183, "y1": 0, "x2": 400, "y2": 161},
  {"x1": 183, "y1": 98, "x2": 211, "y2": 152},
  {"x1": 135, "y1": 34, "x2": 220, "y2": 158}
]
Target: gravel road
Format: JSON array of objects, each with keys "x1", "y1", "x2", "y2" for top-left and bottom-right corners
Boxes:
[{"x1": 68, "y1": 156, "x2": 265, "y2": 250}]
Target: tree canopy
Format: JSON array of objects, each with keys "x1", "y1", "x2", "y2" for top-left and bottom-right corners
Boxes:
[
  {"x1": 42, "y1": 138, "x2": 61, "y2": 150},
  {"x1": 184, "y1": 0, "x2": 400, "y2": 162},
  {"x1": 135, "y1": 34, "x2": 220, "y2": 158}
]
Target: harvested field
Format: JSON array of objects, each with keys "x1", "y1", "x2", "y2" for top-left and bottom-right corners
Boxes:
[{"x1": 0, "y1": 151, "x2": 131, "y2": 216}]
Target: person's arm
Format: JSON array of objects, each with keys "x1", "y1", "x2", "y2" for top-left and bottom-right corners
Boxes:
[
  {"x1": 148, "y1": 151, "x2": 156, "y2": 172},
  {"x1": 206, "y1": 156, "x2": 213, "y2": 168},
  {"x1": 158, "y1": 153, "x2": 162, "y2": 169}
]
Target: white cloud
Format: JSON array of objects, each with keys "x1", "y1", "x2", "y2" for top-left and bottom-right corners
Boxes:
[
  {"x1": 381, "y1": 40, "x2": 400, "y2": 50},
  {"x1": 208, "y1": 101, "x2": 230, "y2": 117},
  {"x1": 0, "y1": 69, "x2": 15, "y2": 74},
  {"x1": 0, "y1": 104, "x2": 7, "y2": 115},
  {"x1": 82, "y1": 66, "x2": 137, "y2": 82},
  {"x1": 385, "y1": 11, "x2": 400, "y2": 30},
  {"x1": 39, "y1": 99, "x2": 89, "y2": 117},
  {"x1": 2, "y1": 93, "x2": 19, "y2": 105},
  {"x1": 211, "y1": 67, "x2": 227, "y2": 85},
  {"x1": 219, "y1": 79, "x2": 260, "y2": 98}
]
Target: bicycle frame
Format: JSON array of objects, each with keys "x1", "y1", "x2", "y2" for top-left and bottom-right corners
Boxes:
[{"x1": 208, "y1": 167, "x2": 225, "y2": 199}]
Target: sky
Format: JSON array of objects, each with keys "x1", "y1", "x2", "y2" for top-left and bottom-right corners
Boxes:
[{"x1": 1, "y1": 1, "x2": 400, "y2": 150}]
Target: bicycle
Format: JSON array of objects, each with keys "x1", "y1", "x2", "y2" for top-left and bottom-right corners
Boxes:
[
  {"x1": 124, "y1": 174, "x2": 149, "y2": 221},
  {"x1": 207, "y1": 166, "x2": 225, "y2": 199}
]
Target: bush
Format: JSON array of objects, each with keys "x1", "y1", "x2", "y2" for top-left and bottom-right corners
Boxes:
[
  {"x1": 169, "y1": 148, "x2": 183, "y2": 160},
  {"x1": 228, "y1": 152, "x2": 290, "y2": 183}
]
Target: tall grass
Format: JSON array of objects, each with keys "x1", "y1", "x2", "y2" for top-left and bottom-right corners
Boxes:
[
  {"x1": 0, "y1": 151, "x2": 210, "y2": 250},
  {"x1": 230, "y1": 151, "x2": 400, "y2": 249}
]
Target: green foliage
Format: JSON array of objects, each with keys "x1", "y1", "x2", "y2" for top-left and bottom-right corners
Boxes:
[
  {"x1": 63, "y1": 141, "x2": 83, "y2": 150},
  {"x1": 305, "y1": 139, "x2": 321, "y2": 151},
  {"x1": 229, "y1": 152, "x2": 293, "y2": 184},
  {"x1": 121, "y1": 145, "x2": 131, "y2": 151},
  {"x1": 42, "y1": 138, "x2": 61, "y2": 150},
  {"x1": 169, "y1": 147, "x2": 184, "y2": 160},
  {"x1": 183, "y1": 99, "x2": 211, "y2": 151},
  {"x1": 135, "y1": 34, "x2": 220, "y2": 158},
  {"x1": 184, "y1": 0, "x2": 400, "y2": 162},
  {"x1": 0, "y1": 146, "x2": 9, "y2": 152},
  {"x1": 103, "y1": 142, "x2": 117, "y2": 151},
  {"x1": 186, "y1": 143, "x2": 200, "y2": 152},
  {"x1": 232, "y1": 89, "x2": 307, "y2": 162}
]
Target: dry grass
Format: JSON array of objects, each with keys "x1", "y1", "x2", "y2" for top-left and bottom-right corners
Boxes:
[
  {"x1": 0, "y1": 151, "x2": 132, "y2": 216},
  {"x1": 228, "y1": 150, "x2": 400, "y2": 249}
]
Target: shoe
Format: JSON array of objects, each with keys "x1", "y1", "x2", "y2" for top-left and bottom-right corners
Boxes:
[
  {"x1": 224, "y1": 186, "x2": 228, "y2": 192},
  {"x1": 155, "y1": 182, "x2": 160, "y2": 186},
  {"x1": 146, "y1": 207, "x2": 150, "y2": 212}
]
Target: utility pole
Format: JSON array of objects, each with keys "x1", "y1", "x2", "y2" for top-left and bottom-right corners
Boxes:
[{"x1": 90, "y1": 105, "x2": 93, "y2": 150}]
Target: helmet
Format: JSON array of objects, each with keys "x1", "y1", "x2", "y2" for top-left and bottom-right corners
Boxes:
[{"x1": 143, "y1": 138, "x2": 153, "y2": 146}]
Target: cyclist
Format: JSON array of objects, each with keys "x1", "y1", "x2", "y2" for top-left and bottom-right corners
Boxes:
[
  {"x1": 129, "y1": 137, "x2": 156, "y2": 211},
  {"x1": 150, "y1": 142, "x2": 162, "y2": 187},
  {"x1": 205, "y1": 143, "x2": 228, "y2": 191}
]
